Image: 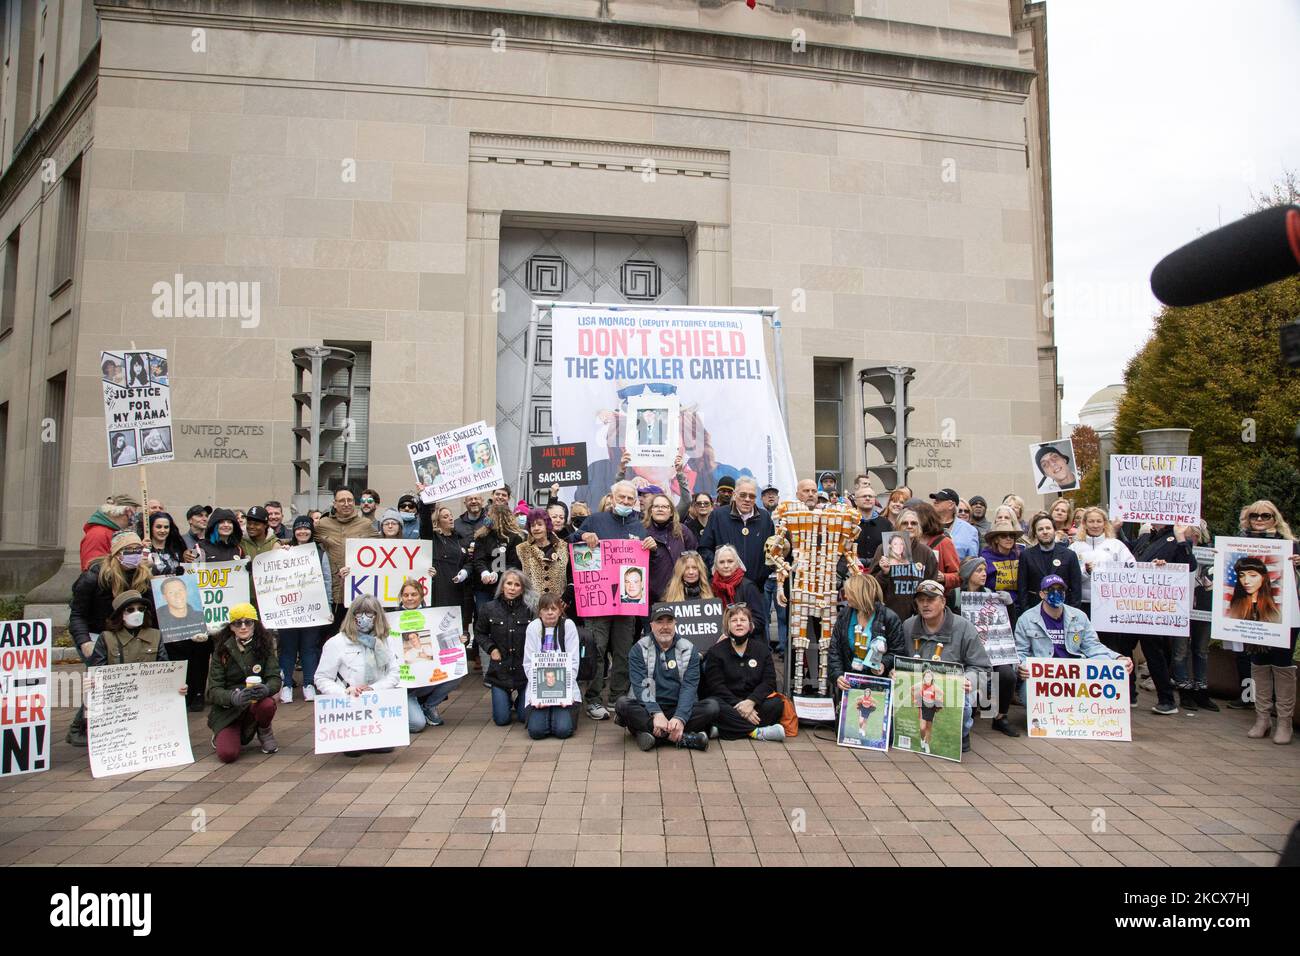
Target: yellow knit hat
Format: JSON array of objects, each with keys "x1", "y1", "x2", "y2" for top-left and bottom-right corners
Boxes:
[{"x1": 228, "y1": 603, "x2": 259, "y2": 622}]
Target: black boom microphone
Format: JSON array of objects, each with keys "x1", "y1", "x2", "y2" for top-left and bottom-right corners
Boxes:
[{"x1": 1150, "y1": 204, "x2": 1300, "y2": 307}]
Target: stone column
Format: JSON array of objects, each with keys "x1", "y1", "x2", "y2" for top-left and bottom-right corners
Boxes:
[{"x1": 1137, "y1": 428, "x2": 1192, "y2": 456}]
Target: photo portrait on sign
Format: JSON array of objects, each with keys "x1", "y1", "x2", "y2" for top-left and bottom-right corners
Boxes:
[
  {"x1": 141, "y1": 426, "x2": 172, "y2": 456},
  {"x1": 572, "y1": 544, "x2": 601, "y2": 572},
  {"x1": 466, "y1": 438, "x2": 497, "y2": 472},
  {"x1": 401, "y1": 630, "x2": 436, "y2": 663},
  {"x1": 1223, "y1": 553, "x2": 1283, "y2": 623},
  {"x1": 636, "y1": 406, "x2": 668, "y2": 446},
  {"x1": 126, "y1": 352, "x2": 151, "y2": 387},
  {"x1": 881, "y1": 531, "x2": 912, "y2": 566},
  {"x1": 150, "y1": 575, "x2": 207, "y2": 643},
  {"x1": 413, "y1": 454, "x2": 441, "y2": 486},
  {"x1": 1030, "y1": 439, "x2": 1078, "y2": 493},
  {"x1": 620, "y1": 565, "x2": 645, "y2": 605},
  {"x1": 101, "y1": 352, "x2": 126, "y2": 386},
  {"x1": 148, "y1": 353, "x2": 168, "y2": 386},
  {"x1": 109, "y1": 429, "x2": 138, "y2": 467},
  {"x1": 836, "y1": 675, "x2": 892, "y2": 752}
]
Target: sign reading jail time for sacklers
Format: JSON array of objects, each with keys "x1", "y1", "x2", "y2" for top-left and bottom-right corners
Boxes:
[
  {"x1": 344, "y1": 539, "x2": 433, "y2": 608},
  {"x1": 1108, "y1": 455, "x2": 1202, "y2": 525},
  {"x1": 1089, "y1": 562, "x2": 1191, "y2": 637}
]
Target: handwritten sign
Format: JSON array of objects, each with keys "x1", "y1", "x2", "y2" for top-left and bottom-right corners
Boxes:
[
  {"x1": 0, "y1": 619, "x2": 52, "y2": 777},
  {"x1": 100, "y1": 348, "x2": 173, "y2": 468},
  {"x1": 569, "y1": 540, "x2": 648, "y2": 617},
  {"x1": 313, "y1": 688, "x2": 410, "y2": 754},
  {"x1": 1024, "y1": 657, "x2": 1131, "y2": 741},
  {"x1": 1090, "y1": 562, "x2": 1191, "y2": 637},
  {"x1": 86, "y1": 661, "x2": 193, "y2": 777},
  {"x1": 959, "y1": 593, "x2": 1018, "y2": 665},
  {"x1": 344, "y1": 539, "x2": 433, "y2": 608},
  {"x1": 252, "y1": 545, "x2": 333, "y2": 630},
  {"x1": 386, "y1": 606, "x2": 467, "y2": 689},
  {"x1": 530, "y1": 442, "x2": 588, "y2": 488},
  {"x1": 1108, "y1": 455, "x2": 1202, "y2": 525},
  {"x1": 190, "y1": 561, "x2": 250, "y2": 634},
  {"x1": 666, "y1": 600, "x2": 724, "y2": 648},
  {"x1": 408, "y1": 420, "x2": 503, "y2": 503}
]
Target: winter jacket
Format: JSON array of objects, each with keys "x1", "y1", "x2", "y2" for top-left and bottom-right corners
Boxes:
[
  {"x1": 313, "y1": 632, "x2": 400, "y2": 696},
  {"x1": 80, "y1": 511, "x2": 125, "y2": 571},
  {"x1": 698, "y1": 505, "x2": 775, "y2": 588},
  {"x1": 1014, "y1": 603, "x2": 1117, "y2": 664},
  {"x1": 643, "y1": 520, "x2": 697, "y2": 604},
  {"x1": 240, "y1": 531, "x2": 280, "y2": 560},
  {"x1": 700, "y1": 635, "x2": 776, "y2": 707},
  {"x1": 980, "y1": 544, "x2": 1024, "y2": 598},
  {"x1": 900, "y1": 608, "x2": 992, "y2": 674},
  {"x1": 195, "y1": 508, "x2": 246, "y2": 563},
  {"x1": 567, "y1": 508, "x2": 645, "y2": 544},
  {"x1": 629, "y1": 634, "x2": 702, "y2": 723},
  {"x1": 523, "y1": 618, "x2": 582, "y2": 708},
  {"x1": 453, "y1": 510, "x2": 489, "y2": 548},
  {"x1": 856, "y1": 514, "x2": 892, "y2": 566},
  {"x1": 926, "y1": 533, "x2": 962, "y2": 592},
  {"x1": 68, "y1": 562, "x2": 155, "y2": 648},
  {"x1": 89, "y1": 626, "x2": 168, "y2": 667},
  {"x1": 712, "y1": 575, "x2": 766, "y2": 646},
  {"x1": 206, "y1": 633, "x2": 284, "y2": 737},
  {"x1": 1131, "y1": 526, "x2": 1196, "y2": 571},
  {"x1": 516, "y1": 535, "x2": 571, "y2": 602},
  {"x1": 870, "y1": 539, "x2": 940, "y2": 622},
  {"x1": 475, "y1": 595, "x2": 533, "y2": 691},
  {"x1": 1069, "y1": 535, "x2": 1136, "y2": 604},
  {"x1": 1017, "y1": 542, "x2": 1083, "y2": 610},
  {"x1": 427, "y1": 532, "x2": 468, "y2": 609},
  {"x1": 470, "y1": 527, "x2": 524, "y2": 595},
  {"x1": 827, "y1": 604, "x2": 905, "y2": 687},
  {"x1": 313, "y1": 511, "x2": 378, "y2": 603}
]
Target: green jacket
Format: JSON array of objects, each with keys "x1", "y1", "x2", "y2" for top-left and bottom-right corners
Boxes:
[
  {"x1": 206, "y1": 634, "x2": 282, "y2": 737},
  {"x1": 241, "y1": 533, "x2": 280, "y2": 559}
]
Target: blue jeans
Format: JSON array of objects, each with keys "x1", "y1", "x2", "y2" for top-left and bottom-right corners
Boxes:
[
  {"x1": 525, "y1": 704, "x2": 576, "y2": 739},
  {"x1": 278, "y1": 625, "x2": 322, "y2": 690},
  {"x1": 1172, "y1": 623, "x2": 1211, "y2": 690},
  {"x1": 491, "y1": 686, "x2": 527, "y2": 726},
  {"x1": 764, "y1": 577, "x2": 788, "y2": 655},
  {"x1": 962, "y1": 694, "x2": 974, "y2": 737},
  {"x1": 408, "y1": 679, "x2": 462, "y2": 732}
]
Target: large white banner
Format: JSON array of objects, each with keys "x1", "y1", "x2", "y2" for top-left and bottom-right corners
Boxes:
[
  {"x1": 1089, "y1": 562, "x2": 1191, "y2": 637},
  {"x1": 549, "y1": 305, "x2": 796, "y2": 503},
  {"x1": 100, "y1": 349, "x2": 173, "y2": 468}
]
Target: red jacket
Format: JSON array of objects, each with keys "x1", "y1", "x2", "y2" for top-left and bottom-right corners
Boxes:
[
  {"x1": 926, "y1": 533, "x2": 961, "y2": 593},
  {"x1": 80, "y1": 512, "x2": 122, "y2": 571}
]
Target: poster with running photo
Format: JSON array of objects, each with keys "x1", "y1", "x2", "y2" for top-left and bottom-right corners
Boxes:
[
  {"x1": 836, "y1": 675, "x2": 892, "y2": 752},
  {"x1": 891, "y1": 658, "x2": 964, "y2": 762}
]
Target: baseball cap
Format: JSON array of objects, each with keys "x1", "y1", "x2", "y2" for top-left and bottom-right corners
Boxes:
[
  {"x1": 762, "y1": 485, "x2": 779, "y2": 495},
  {"x1": 650, "y1": 603, "x2": 676, "y2": 621},
  {"x1": 1035, "y1": 443, "x2": 1070, "y2": 468},
  {"x1": 914, "y1": 580, "x2": 946, "y2": 599},
  {"x1": 245, "y1": 505, "x2": 270, "y2": 524},
  {"x1": 1040, "y1": 574, "x2": 1067, "y2": 591},
  {"x1": 107, "y1": 493, "x2": 141, "y2": 508},
  {"x1": 186, "y1": 504, "x2": 210, "y2": 520},
  {"x1": 929, "y1": 488, "x2": 960, "y2": 504}
]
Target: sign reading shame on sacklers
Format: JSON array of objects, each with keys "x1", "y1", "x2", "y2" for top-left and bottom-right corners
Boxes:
[{"x1": 1108, "y1": 455, "x2": 1202, "y2": 525}]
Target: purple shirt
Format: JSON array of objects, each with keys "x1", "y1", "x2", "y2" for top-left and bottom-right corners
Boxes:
[{"x1": 1041, "y1": 606, "x2": 1069, "y2": 657}]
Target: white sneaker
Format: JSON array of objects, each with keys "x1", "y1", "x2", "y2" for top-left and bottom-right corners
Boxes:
[
  {"x1": 279, "y1": 686, "x2": 293, "y2": 704},
  {"x1": 586, "y1": 703, "x2": 610, "y2": 720},
  {"x1": 302, "y1": 684, "x2": 316, "y2": 701}
]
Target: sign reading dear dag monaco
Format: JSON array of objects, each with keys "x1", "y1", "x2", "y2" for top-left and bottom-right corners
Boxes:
[{"x1": 548, "y1": 306, "x2": 797, "y2": 504}]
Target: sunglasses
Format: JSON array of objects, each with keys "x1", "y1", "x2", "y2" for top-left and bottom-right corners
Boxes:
[
  {"x1": 360, "y1": 498, "x2": 376, "y2": 504},
  {"x1": 735, "y1": 492, "x2": 756, "y2": 500},
  {"x1": 1249, "y1": 512, "x2": 1275, "y2": 521},
  {"x1": 957, "y1": 509, "x2": 970, "y2": 516},
  {"x1": 400, "y1": 504, "x2": 417, "y2": 511},
  {"x1": 231, "y1": 619, "x2": 255, "y2": 629}
]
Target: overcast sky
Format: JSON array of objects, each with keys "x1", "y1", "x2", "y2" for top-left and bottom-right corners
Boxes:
[{"x1": 1046, "y1": 0, "x2": 1300, "y2": 426}]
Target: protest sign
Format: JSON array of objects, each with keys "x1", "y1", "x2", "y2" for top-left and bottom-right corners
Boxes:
[
  {"x1": 408, "y1": 421, "x2": 503, "y2": 503},
  {"x1": 1190, "y1": 546, "x2": 1215, "y2": 623},
  {"x1": 793, "y1": 695, "x2": 836, "y2": 723},
  {"x1": 891, "y1": 658, "x2": 964, "y2": 762},
  {"x1": 1108, "y1": 455, "x2": 1202, "y2": 525},
  {"x1": 1089, "y1": 562, "x2": 1191, "y2": 637},
  {"x1": 87, "y1": 661, "x2": 192, "y2": 777},
  {"x1": 667, "y1": 599, "x2": 724, "y2": 648},
  {"x1": 570, "y1": 540, "x2": 649, "y2": 617},
  {"x1": 1024, "y1": 657, "x2": 1131, "y2": 741},
  {"x1": 1029, "y1": 438, "x2": 1079, "y2": 494},
  {"x1": 959, "y1": 593, "x2": 1018, "y2": 666},
  {"x1": 549, "y1": 305, "x2": 797, "y2": 504},
  {"x1": 150, "y1": 575, "x2": 208, "y2": 643},
  {"x1": 100, "y1": 348, "x2": 173, "y2": 468},
  {"x1": 314, "y1": 688, "x2": 410, "y2": 754},
  {"x1": 530, "y1": 442, "x2": 588, "y2": 489},
  {"x1": 252, "y1": 545, "x2": 333, "y2": 630},
  {"x1": 627, "y1": 394, "x2": 679, "y2": 467},
  {"x1": 836, "y1": 674, "x2": 892, "y2": 752},
  {"x1": 385, "y1": 606, "x2": 467, "y2": 689},
  {"x1": 190, "y1": 561, "x2": 250, "y2": 634},
  {"x1": 531, "y1": 651, "x2": 571, "y2": 707},
  {"x1": 344, "y1": 539, "x2": 433, "y2": 608},
  {"x1": 0, "y1": 619, "x2": 52, "y2": 778},
  {"x1": 1211, "y1": 536, "x2": 1295, "y2": 648}
]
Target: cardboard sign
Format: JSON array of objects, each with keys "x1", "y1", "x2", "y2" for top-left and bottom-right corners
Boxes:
[
  {"x1": 1089, "y1": 562, "x2": 1191, "y2": 637},
  {"x1": 793, "y1": 695, "x2": 836, "y2": 723},
  {"x1": 1210, "y1": 536, "x2": 1296, "y2": 648},
  {"x1": 189, "y1": 561, "x2": 251, "y2": 635},
  {"x1": 531, "y1": 442, "x2": 588, "y2": 488},
  {"x1": 1024, "y1": 657, "x2": 1132, "y2": 741},
  {"x1": 252, "y1": 545, "x2": 333, "y2": 630},
  {"x1": 408, "y1": 421, "x2": 503, "y2": 503},
  {"x1": 0, "y1": 619, "x2": 52, "y2": 777},
  {"x1": 386, "y1": 606, "x2": 467, "y2": 689},
  {"x1": 86, "y1": 661, "x2": 193, "y2": 778},
  {"x1": 1108, "y1": 455, "x2": 1202, "y2": 525},
  {"x1": 344, "y1": 539, "x2": 433, "y2": 608},
  {"x1": 314, "y1": 688, "x2": 410, "y2": 754},
  {"x1": 150, "y1": 575, "x2": 209, "y2": 643},
  {"x1": 570, "y1": 540, "x2": 649, "y2": 617},
  {"x1": 667, "y1": 599, "x2": 724, "y2": 648},
  {"x1": 836, "y1": 674, "x2": 892, "y2": 752},
  {"x1": 100, "y1": 349, "x2": 173, "y2": 468},
  {"x1": 959, "y1": 593, "x2": 1019, "y2": 666},
  {"x1": 891, "y1": 658, "x2": 964, "y2": 762}
]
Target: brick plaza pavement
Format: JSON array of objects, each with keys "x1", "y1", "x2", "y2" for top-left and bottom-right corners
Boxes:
[{"x1": 2, "y1": 683, "x2": 1296, "y2": 867}]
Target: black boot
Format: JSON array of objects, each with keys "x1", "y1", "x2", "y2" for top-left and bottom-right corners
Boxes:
[
  {"x1": 1179, "y1": 689, "x2": 1198, "y2": 711},
  {"x1": 65, "y1": 707, "x2": 88, "y2": 747},
  {"x1": 1194, "y1": 689, "x2": 1220, "y2": 712},
  {"x1": 676, "y1": 731, "x2": 709, "y2": 752}
]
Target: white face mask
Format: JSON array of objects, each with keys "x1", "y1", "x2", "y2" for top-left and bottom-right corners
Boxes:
[{"x1": 124, "y1": 610, "x2": 146, "y2": 628}]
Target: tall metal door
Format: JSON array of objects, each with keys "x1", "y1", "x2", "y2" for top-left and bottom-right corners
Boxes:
[{"x1": 496, "y1": 228, "x2": 688, "y2": 502}]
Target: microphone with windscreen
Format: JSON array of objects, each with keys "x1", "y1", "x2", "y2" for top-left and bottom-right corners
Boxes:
[{"x1": 1150, "y1": 204, "x2": 1300, "y2": 307}]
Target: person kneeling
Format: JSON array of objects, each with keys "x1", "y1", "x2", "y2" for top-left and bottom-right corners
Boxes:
[
  {"x1": 523, "y1": 595, "x2": 581, "y2": 740},
  {"x1": 616, "y1": 603, "x2": 718, "y2": 751},
  {"x1": 700, "y1": 603, "x2": 785, "y2": 741},
  {"x1": 901, "y1": 580, "x2": 990, "y2": 754},
  {"x1": 315, "y1": 596, "x2": 402, "y2": 757},
  {"x1": 206, "y1": 603, "x2": 280, "y2": 763}
]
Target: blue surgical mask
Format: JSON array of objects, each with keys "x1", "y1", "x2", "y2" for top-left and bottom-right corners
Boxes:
[
  {"x1": 614, "y1": 504, "x2": 635, "y2": 517},
  {"x1": 1045, "y1": 590, "x2": 1066, "y2": 608},
  {"x1": 355, "y1": 613, "x2": 375, "y2": 632},
  {"x1": 517, "y1": 515, "x2": 528, "y2": 528},
  {"x1": 119, "y1": 552, "x2": 143, "y2": 569}
]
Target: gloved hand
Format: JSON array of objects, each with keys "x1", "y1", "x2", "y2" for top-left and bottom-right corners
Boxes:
[
  {"x1": 997, "y1": 591, "x2": 1014, "y2": 606},
  {"x1": 246, "y1": 683, "x2": 270, "y2": 700},
  {"x1": 453, "y1": 569, "x2": 468, "y2": 584},
  {"x1": 229, "y1": 687, "x2": 249, "y2": 707}
]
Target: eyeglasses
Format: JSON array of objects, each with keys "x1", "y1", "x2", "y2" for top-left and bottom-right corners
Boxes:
[
  {"x1": 359, "y1": 498, "x2": 375, "y2": 504},
  {"x1": 230, "y1": 620, "x2": 255, "y2": 629},
  {"x1": 735, "y1": 492, "x2": 756, "y2": 500},
  {"x1": 696, "y1": 501, "x2": 713, "y2": 508},
  {"x1": 1249, "y1": 512, "x2": 1276, "y2": 521}
]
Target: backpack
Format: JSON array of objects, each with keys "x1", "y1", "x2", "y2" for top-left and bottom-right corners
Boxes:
[{"x1": 555, "y1": 621, "x2": 598, "y2": 682}]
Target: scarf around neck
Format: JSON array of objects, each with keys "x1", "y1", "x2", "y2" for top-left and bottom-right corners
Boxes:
[{"x1": 712, "y1": 567, "x2": 745, "y2": 606}]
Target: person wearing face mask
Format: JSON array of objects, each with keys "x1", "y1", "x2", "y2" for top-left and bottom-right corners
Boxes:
[
  {"x1": 642, "y1": 493, "x2": 697, "y2": 605},
  {"x1": 207, "y1": 603, "x2": 282, "y2": 762},
  {"x1": 196, "y1": 507, "x2": 246, "y2": 563},
  {"x1": 393, "y1": 495, "x2": 421, "y2": 539},
  {"x1": 828, "y1": 573, "x2": 904, "y2": 704},
  {"x1": 475, "y1": 569, "x2": 537, "y2": 726},
  {"x1": 1017, "y1": 512, "x2": 1082, "y2": 614},
  {"x1": 523, "y1": 594, "x2": 583, "y2": 739},
  {"x1": 516, "y1": 508, "x2": 573, "y2": 608},
  {"x1": 145, "y1": 511, "x2": 187, "y2": 575},
  {"x1": 391, "y1": 580, "x2": 464, "y2": 731},
  {"x1": 315, "y1": 595, "x2": 401, "y2": 757},
  {"x1": 568, "y1": 500, "x2": 591, "y2": 530},
  {"x1": 700, "y1": 604, "x2": 785, "y2": 741},
  {"x1": 570, "y1": 480, "x2": 649, "y2": 721},
  {"x1": 276, "y1": 515, "x2": 332, "y2": 705},
  {"x1": 80, "y1": 494, "x2": 141, "y2": 571}
]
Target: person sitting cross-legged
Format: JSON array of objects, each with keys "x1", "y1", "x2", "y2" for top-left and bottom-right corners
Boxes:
[
  {"x1": 615, "y1": 603, "x2": 718, "y2": 751},
  {"x1": 700, "y1": 603, "x2": 786, "y2": 741}
]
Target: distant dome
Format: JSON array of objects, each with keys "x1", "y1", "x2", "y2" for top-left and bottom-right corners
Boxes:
[{"x1": 1079, "y1": 383, "x2": 1125, "y2": 432}]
